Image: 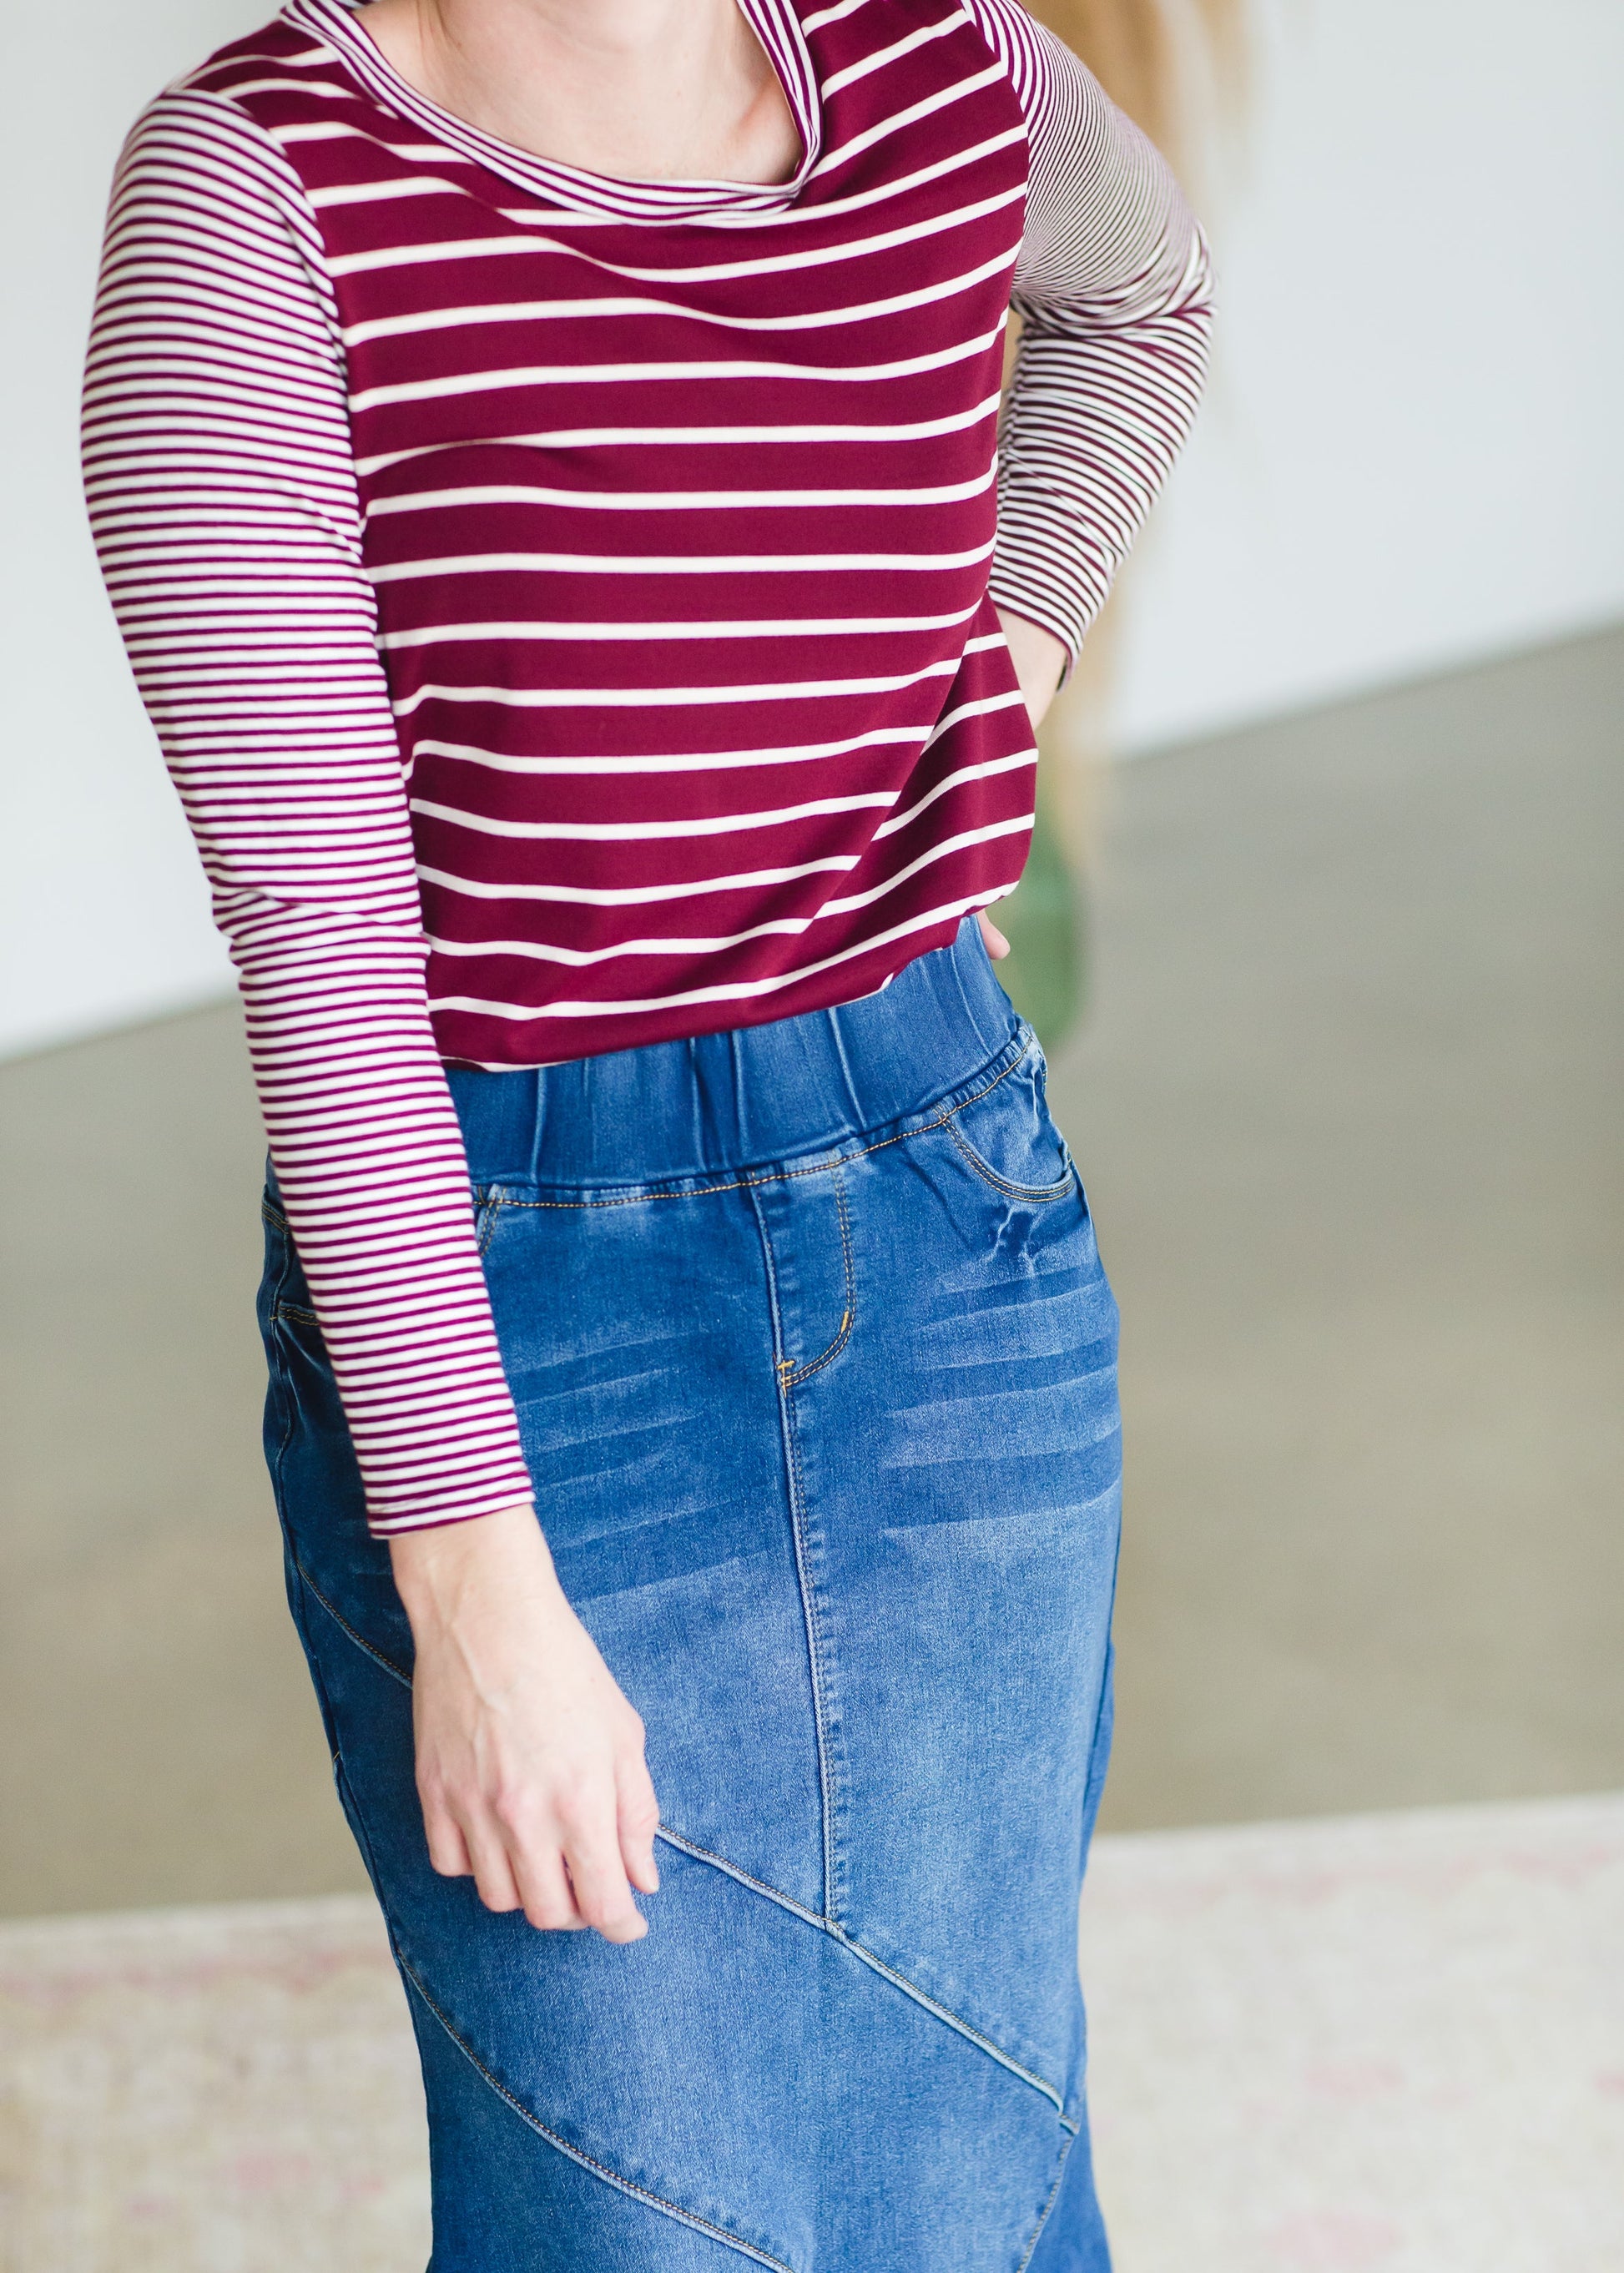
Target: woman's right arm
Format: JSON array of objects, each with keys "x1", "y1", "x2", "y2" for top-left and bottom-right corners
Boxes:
[
  {"x1": 83, "y1": 88, "x2": 525, "y2": 1539},
  {"x1": 83, "y1": 88, "x2": 657, "y2": 1938}
]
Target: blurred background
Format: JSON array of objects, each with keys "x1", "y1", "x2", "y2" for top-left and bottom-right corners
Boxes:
[{"x1": 2, "y1": 1, "x2": 1621, "y2": 2266}]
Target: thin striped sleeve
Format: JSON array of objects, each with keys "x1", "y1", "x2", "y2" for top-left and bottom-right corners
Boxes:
[
  {"x1": 969, "y1": 0, "x2": 1215, "y2": 663},
  {"x1": 82, "y1": 87, "x2": 536, "y2": 1535}
]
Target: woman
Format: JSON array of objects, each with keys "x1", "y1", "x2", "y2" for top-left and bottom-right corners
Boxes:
[{"x1": 84, "y1": 0, "x2": 1209, "y2": 2260}]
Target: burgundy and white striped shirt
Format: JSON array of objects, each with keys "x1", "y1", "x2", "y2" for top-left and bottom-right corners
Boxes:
[{"x1": 83, "y1": 0, "x2": 1211, "y2": 1533}]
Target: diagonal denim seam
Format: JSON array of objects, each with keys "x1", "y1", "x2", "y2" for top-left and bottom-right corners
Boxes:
[
  {"x1": 655, "y1": 1825, "x2": 1075, "y2": 2124},
  {"x1": 394, "y1": 1947, "x2": 798, "y2": 2273},
  {"x1": 291, "y1": 1555, "x2": 414, "y2": 1691},
  {"x1": 1016, "y1": 2126, "x2": 1078, "y2": 2272},
  {"x1": 286, "y1": 1580, "x2": 1077, "y2": 2123},
  {"x1": 835, "y1": 1928, "x2": 1075, "y2": 2128},
  {"x1": 654, "y1": 1823, "x2": 826, "y2": 1927}
]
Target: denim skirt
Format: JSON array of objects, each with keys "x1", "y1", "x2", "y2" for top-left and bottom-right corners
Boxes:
[{"x1": 259, "y1": 918, "x2": 1122, "y2": 2272}]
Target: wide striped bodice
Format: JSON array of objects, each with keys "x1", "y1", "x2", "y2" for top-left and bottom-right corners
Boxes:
[
  {"x1": 201, "y1": 0, "x2": 1036, "y2": 1064},
  {"x1": 87, "y1": 0, "x2": 1211, "y2": 1528}
]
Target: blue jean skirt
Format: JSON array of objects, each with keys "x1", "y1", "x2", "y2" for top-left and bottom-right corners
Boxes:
[{"x1": 259, "y1": 918, "x2": 1122, "y2": 2272}]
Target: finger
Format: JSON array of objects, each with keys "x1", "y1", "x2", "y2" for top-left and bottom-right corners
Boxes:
[
  {"x1": 461, "y1": 1819, "x2": 524, "y2": 1915},
  {"x1": 561, "y1": 1804, "x2": 647, "y2": 1943},
  {"x1": 421, "y1": 1801, "x2": 473, "y2": 1879},
  {"x1": 510, "y1": 1838, "x2": 588, "y2": 1933},
  {"x1": 977, "y1": 910, "x2": 1011, "y2": 960},
  {"x1": 617, "y1": 1755, "x2": 662, "y2": 1897}
]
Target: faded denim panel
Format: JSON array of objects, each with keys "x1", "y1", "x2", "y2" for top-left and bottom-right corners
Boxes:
[
  {"x1": 481, "y1": 1182, "x2": 828, "y2": 1917},
  {"x1": 260, "y1": 918, "x2": 1117, "y2": 2271},
  {"x1": 799, "y1": 1121, "x2": 1120, "y2": 2105}
]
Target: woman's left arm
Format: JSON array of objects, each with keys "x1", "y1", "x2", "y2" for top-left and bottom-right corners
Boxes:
[{"x1": 971, "y1": 0, "x2": 1216, "y2": 712}]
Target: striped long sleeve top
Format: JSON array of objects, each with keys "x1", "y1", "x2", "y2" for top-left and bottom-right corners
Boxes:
[{"x1": 83, "y1": 0, "x2": 1212, "y2": 1535}]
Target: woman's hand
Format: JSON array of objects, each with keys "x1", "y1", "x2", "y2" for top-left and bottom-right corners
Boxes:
[
  {"x1": 978, "y1": 607, "x2": 1070, "y2": 964},
  {"x1": 996, "y1": 607, "x2": 1067, "y2": 734},
  {"x1": 389, "y1": 1504, "x2": 660, "y2": 1942}
]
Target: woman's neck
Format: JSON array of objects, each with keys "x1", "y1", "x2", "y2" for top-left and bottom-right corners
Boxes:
[{"x1": 356, "y1": 0, "x2": 804, "y2": 183}]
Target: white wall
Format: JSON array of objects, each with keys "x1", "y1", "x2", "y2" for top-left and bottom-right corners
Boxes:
[
  {"x1": 3, "y1": 0, "x2": 1622, "y2": 1056},
  {"x1": 1112, "y1": 0, "x2": 1624, "y2": 749},
  {"x1": 3, "y1": 0, "x2": 269, "y2": 1060}
]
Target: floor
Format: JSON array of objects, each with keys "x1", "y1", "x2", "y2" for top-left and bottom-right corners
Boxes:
[
  {"x1": 3, "y1": 623, "x2": 1619, "y2": 1918},
  {"x1": 1, "y1": 624, "x2": 1621, "y2": 2258},
  {"x1": 1054, "y1": 622, "x2": 1624, "y2": 1831},
  {"x1": 1076, "y1": 1794, "x2": 1624, "y2": 2273},
  {"x1": 3, "y1": 1792, "x2": 1620, "y2": 2272}
]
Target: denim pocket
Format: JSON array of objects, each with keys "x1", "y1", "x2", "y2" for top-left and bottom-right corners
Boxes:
[{"x1": 946, "y1": 1046, "x2": 1075, "y2": 1203}]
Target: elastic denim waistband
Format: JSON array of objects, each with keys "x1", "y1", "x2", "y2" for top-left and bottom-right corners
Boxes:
[{"x1": 446, "y1": 916, "x2": 1026, "y2": 1187}]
